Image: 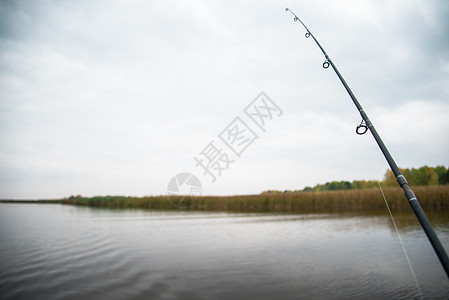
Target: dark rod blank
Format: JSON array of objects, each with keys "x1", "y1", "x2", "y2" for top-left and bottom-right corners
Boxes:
[{"x1": 285, "y1": 7, "x2": 449, "y2": 279}]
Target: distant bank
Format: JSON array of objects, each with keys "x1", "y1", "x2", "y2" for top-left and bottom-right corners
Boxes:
[{"x1": 2, "y1": 185, "x2": 448, "y2": 213}]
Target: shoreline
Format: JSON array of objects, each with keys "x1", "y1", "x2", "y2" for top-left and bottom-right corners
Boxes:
[{"x1": 2, "y1": 185, "x2": 448, "y2": 213}]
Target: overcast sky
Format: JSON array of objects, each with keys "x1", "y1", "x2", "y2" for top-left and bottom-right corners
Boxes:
[{"x1": 1, "y1": 0, "x2": 448, "y2": 199}]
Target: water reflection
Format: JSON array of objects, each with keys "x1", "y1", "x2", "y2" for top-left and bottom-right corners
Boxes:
[{"x1": 0, "y1": 203, "x2": 448, "y2": 299}]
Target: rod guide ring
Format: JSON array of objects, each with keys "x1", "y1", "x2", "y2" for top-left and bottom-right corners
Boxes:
[{"x1": 356, "y1": 124, "x2": 368, "y2": 135}]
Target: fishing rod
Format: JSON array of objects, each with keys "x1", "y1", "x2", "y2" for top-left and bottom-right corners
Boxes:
[{"x1": 285, "y1": 8, "x2": 449, "y2": 278}]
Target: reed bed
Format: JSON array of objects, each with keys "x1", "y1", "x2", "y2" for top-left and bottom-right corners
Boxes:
[{"x1": 59, "y1": 185, "x2": 449, "y2": 213}]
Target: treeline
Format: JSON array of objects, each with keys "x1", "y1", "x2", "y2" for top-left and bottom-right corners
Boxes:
[
  {"x1": 59, "y1": 185, "x2": 449, "y2": 212},
  {"x1": 264, "y1": 165, "x2": 448, "y2": 193},
  {"x1": 383, "y1": 165, "x2": 449, "y2": 187}
]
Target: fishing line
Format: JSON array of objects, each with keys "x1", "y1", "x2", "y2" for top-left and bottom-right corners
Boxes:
[{"x1": 377, "y1": 181, "x2": 424, "y2": 300}]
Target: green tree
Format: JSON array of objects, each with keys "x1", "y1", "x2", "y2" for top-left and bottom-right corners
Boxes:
[
  {"x1": 434, "y1": 166, "x2": 449, "y2": 185},
  {"x1": 417, "y1": 166, "x2": 439, "y2": 185},
  {"x1": 383, "y1": 170, "x2": 396, "y2": 187}
]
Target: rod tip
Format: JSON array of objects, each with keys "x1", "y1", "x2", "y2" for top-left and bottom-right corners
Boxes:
[{"x1": 285, "y1": 8, "x2": 289, "y2": 11}]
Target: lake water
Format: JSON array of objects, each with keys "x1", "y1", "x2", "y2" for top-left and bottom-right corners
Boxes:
[{"x1": 0, "y1": 203, "x2": 448, "y2": 299}]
